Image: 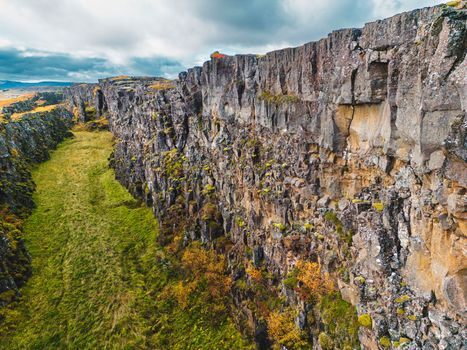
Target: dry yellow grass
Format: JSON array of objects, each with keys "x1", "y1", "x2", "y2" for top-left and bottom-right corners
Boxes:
[
  {"x1": 0, "y1": 93, "x2": 36, "y2": 109},
  {"x1": 110, "y1": 75, "x2": 130, "y2": 81},
  {"x1": 0, "y1": 93, "x2": 37, "y2": 121},
  {"x1": 148, "y1": 79, "x2": 176, "y2": 91},
  {"x1": 10, "y1": 104, "x2": 62, "y2": 121}
]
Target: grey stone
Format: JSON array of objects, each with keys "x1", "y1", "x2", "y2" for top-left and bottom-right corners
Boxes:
[
  {"x1": 428, "y1": 150, "x2": 446, "y2": 171},
  {"x1": 62, "y1": 5, "x2": 467, "y2": 348}
]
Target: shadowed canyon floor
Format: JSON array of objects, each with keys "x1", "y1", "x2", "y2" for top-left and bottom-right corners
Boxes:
[{"x1": 0, "y1": 131, "x2": 251, "y2": 349}]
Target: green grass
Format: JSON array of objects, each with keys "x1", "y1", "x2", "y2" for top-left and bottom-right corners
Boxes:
[
  {"x1": 0, "y1": 131, "x2": 251, "y2": 349},
  {"x1": 318, "y1": 292, "x2": 360, "y2": 349}
]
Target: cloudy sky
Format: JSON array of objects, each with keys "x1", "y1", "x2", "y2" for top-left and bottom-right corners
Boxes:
[{"x1": 0, "y1": 0, "x2": 440, "y2": 82}]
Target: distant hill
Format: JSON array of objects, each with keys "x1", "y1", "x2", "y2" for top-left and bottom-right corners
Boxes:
[{"x1": 0, "y1": 80, "x2": 73, "y2": 90}]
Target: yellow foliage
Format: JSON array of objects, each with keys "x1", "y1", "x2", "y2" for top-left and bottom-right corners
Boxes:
[
  {"x1": 246, "y1": 264, "x2": 263, "y2": 283},
  {"x1": 372, "y1": 202, "x2": 384, "y2": 212},
  {"x1": 296, "y1": 260, "x2": 334, "y2": 300},
  {"x1": 267, "y1": 309, "x2": 308, "y2": 349},
  {"x1": 72, "y1": 106, "x2": 80, "y2": 120},
  {"x1": 181, "y1": 242, "x2": 232, "y2": 299},
  {"x1": 172, "y1": 280, "x2": 197, "y2": 309},
  {"x1": 148, "y1": 79, "x2": 176, "y2": 91},
  {"x1": 10, "y1": 147, "x2": 19, "y2": 158},
  {"x1": 92, "y1": 86, "x2": 101, "y2": 97},
  {"x1": 182, "y1": 243, "x2": 223, "y2": 276}
]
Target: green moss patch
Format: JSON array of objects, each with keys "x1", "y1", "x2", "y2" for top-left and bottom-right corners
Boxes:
[
  {"x1": 318, "y1": 292, "x2": 360, "y2": 349},
  {"x1": 358, "y1": 313, "x2": 372, "y2": 328}
]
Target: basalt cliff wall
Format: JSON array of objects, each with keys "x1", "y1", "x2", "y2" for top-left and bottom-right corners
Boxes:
[{"x1": 65, "y1": 5, "x2": 466, "y2": 349}]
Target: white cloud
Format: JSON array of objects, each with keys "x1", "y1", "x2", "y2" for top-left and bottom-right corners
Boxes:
[
  {"x1": 0, "y1": 0, "x2": 442, "y2": 81},
  {"x1": 368, "y1": 0, "x2": 440, "y2": 18},
  {"x1": 0, "y1": 0, "x2": 211, "y2": 64},
  {"x1": 282, "y1": 0, "x2": 440, "y2": 31},
  {"x1": 0, "y1": 38, "x2": 11, "y2": 47}
]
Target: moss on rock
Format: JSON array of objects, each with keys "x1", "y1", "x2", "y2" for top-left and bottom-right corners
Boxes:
[
  {"x1": 358, "y1": 313, "x2": 373, "y2": 328},
  {"x1": 318, "y1": 292, "x2": 360, "y2": 349}
]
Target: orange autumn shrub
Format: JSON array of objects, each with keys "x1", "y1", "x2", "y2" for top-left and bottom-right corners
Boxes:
[
  {"x1": 172, "y1": 280, "x2": 197, "y2": 309},
  {"x1": 296, "y1": 260, "x2": 334, "y2": 301},
  {"x1": 180, "y1": 242, "x2": 232, "y2": 300},
  {"x1": 245, "y1": 263, "x2": 263, "y2": 283},
  {"x1": 210, "y1": 51, "x2": 227, "y2": 59},
  {"x1": 267, "y1": 308, "x2": 308, "y2": 349}
]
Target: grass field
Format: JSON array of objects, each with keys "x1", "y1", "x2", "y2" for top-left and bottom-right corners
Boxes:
[
  {"x1": 0, "y1": 92, "x2": 36, "y2": 121},
  {"x1": 0, "y1": 93, "x2": 36, "y2": 109},
  {"x1": 0, "y1": 131, "x2": 251, "y2": 349}
]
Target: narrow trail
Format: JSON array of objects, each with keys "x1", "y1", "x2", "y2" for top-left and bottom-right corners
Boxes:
[
  {"x1": 0, "y1": 131, "x2": 251, "y2": 350},
  {"x1": 0, "y1": 131, "x2": 160, "y2": 349}
]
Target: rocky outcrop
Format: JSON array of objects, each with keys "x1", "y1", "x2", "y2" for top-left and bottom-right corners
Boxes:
[
  {"x1": 64, "y1": 83, "x2": 107, "y2": 122},
  {"x1": 65, "y1": 4, "x2": 466, "y2": 349},
  {"x1": 0, "y1": 107, "x2": 73, "y2": 306}
]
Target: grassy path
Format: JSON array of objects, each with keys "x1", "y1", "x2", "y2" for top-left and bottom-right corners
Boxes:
[
  {"x1": 0, "y1": 131, "x2": 160, "y2": 349},
  {"x1": 0, "y1": 131, "x2": 251, "y2": 349}
]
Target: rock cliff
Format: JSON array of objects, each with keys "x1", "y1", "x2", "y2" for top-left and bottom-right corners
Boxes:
[
  {"x1": 65, "y1": 4, "x2": 466, "y2": 349},
  {"x1": 0, "y1": 107, "x2": 73, "y2": 306}
]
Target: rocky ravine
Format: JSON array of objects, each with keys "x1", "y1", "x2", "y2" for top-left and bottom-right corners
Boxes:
[{"x1": 65, "y1": 4, "x2": 466, "y2": 350}]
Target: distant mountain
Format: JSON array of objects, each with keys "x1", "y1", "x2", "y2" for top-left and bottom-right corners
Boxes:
[{"x1": 0, "y1": 80, "x2": 73, "y2": 90}]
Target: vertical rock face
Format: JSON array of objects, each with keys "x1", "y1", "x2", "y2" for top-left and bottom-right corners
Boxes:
[
  {"x1": 64, "y1": 83, "x2": 108, "y2": 122},
  {"x1": 66, "y1": 5, "x2": 466, "y2": 349},
  {"x1": 0, "y1": 108, "x2": 73, "y2": 305}
]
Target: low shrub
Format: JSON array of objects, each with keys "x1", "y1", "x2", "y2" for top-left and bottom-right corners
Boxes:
[{"x1": 267, "y1": 309, "x2": 308, "y2": 349}]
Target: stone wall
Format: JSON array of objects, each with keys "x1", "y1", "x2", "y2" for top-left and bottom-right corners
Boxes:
[{"x1": 65, "y1": 4, "x2": 466, "y2": 349}]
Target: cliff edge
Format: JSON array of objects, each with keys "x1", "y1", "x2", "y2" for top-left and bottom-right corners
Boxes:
[{"x1": 65, "y1": 4, "x2": 466, "y2": 349}]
